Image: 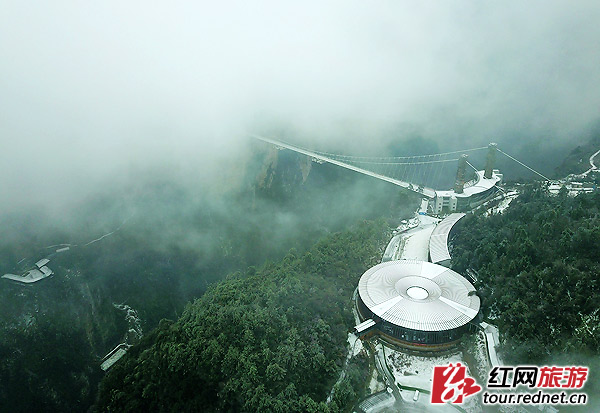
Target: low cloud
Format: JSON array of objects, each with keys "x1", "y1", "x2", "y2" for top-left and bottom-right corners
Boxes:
[{"x1": 1, "y1": 1, "x2": 599, "y2": 209}]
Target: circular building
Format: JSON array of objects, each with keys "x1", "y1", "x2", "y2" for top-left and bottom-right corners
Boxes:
[{"x1": 356, "y1": 260, "x2": 480, "y2": 349}]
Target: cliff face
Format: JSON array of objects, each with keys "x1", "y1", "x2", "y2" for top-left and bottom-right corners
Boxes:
[{"x1": 254, "y1": 148, "x2": 313, "y2": 201}]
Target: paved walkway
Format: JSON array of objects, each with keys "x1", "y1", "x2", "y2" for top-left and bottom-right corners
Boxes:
[
  {"x1": 394, "y1": 215, "x2": 439, "y2": 261},
  {"x1": 479, "y1": 322, "x2": 503, "y2": 367}
]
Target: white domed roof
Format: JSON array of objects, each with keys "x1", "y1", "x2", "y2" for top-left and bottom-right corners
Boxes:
[{"x1": 358, "y1": 260, "x2": 480, "y2": 332}]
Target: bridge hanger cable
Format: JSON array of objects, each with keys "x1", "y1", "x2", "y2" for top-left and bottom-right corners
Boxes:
[
  {"x1": 311, "y1": 146, "x2": 488, "y2": 161},
  {"x1": 337, "y1": 157, "x2": 459, "y2": 166}
]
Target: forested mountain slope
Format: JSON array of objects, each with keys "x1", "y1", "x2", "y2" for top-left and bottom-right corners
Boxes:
[
  {"x1": 451, "y1": 186, "x2": 600, "y2": 397},
  {"x1": 95, "y1": 220, "x2": 388, "y2": 412}
]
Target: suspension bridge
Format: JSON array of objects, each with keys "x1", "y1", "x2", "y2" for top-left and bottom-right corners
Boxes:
[
  {"x1": 251, "y1": 134, "x2": 549, "y2": 213},
  {"x1": 253, "y1": 133, "x2": 553, "y2": 411}
]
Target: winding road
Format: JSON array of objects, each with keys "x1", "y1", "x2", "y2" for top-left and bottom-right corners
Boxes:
[{"x1": 580, "y1": 148, "x2": 600, "y2": 177}]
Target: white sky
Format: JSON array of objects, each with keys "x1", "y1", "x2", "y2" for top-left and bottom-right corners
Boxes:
[{"x1": 1, "y1": 1, "x2": 599, "y2": 207}]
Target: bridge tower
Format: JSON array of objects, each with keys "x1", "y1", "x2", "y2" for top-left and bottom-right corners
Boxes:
[
  {"x1": 454, "y1": 154, "x2": 469, "y2": 194},
  {"x1": 484, "y1": 143, "x2": 497, "y2": 179}
]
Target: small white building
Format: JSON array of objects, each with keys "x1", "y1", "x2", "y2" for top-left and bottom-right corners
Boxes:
[{"x1": 2, "y1": 259, "x2": 54, "y2": 284}]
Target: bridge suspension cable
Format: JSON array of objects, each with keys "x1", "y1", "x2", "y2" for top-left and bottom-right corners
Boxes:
[
  {"x1": 250, "y1": 134, "x2": 485, "y2": 196},
  {"x1": 465, "y1": 160, "x2": 480, "y2": 172},
  {"x1": 329, "y1": 158, "x2": 459, "y2": 166},
  {"x1": 252, "y1": 134, "x2": 442, "y2": 197},
  {"x1": 497, "y1": 148, "x2": 550, "y2": 181},
  {"x1": 252, "y1": 133, "x2": 552, "y2": 198}
]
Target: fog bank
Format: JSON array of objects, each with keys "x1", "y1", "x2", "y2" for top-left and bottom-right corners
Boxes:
[{"x1": 2, "y1": 1, "x2": 599, "y2": 209}]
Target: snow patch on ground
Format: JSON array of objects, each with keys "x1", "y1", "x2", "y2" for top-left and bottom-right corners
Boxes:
[
  {"x1": 473, "y1": 331, "x2": 490, "y2": 380},
  {"x1": 485, "y1": 191, "x2": 519, "y2": 216},
  {"x1": 386, "y1": 348, "x2": 482, "y2": 413},
  {"x1": 395, "y1": 215, "x2": 439, "y2": 260},
  {"x1": 368, "y1": 368, "x2": 386, "y2": 394},
  {"x1": 348, "y1": 332, "x2": 364, "y2": 357},
  {"x1": 386, "y1": 349, "x2": 461, "y2": 389}
]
